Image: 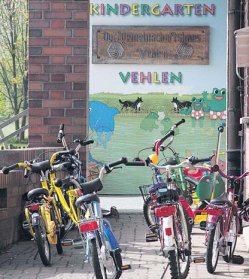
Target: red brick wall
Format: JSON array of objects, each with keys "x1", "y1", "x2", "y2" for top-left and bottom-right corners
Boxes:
[
  {"x1": 28, "y1": 0, "x2": 89, "y2": 167},
  {"x1": 0, "y1": 148, "x2": 59, "y2": 249}
]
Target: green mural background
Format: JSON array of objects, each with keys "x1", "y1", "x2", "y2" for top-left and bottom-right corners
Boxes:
[{"x1": 89, "y1": 92, "x2": 226, "y2": 195}]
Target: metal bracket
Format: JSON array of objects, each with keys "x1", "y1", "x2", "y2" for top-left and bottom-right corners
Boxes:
[{"x1": 240, "y1": 117, "x2": 249, "y2": 125}]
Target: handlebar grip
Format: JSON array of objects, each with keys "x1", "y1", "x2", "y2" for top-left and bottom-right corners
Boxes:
[
  {"x1": 125, "y1": 161, "x2": 146, "y2": 166},
  {"x1": 189, "y1": 156, "x2": 212, "y2": 165},
  {"x1": 81, "y1": 139, "x2": 94, "y2": 146},
  {"x1": 218, "y1": 125, "x2": 224, "y2": 133},
  {"x1": 57, "y1": 123, "x2": 64, "y2": 143},
  {"x1": 2, "y1": 163, "x2": 19, "y2": 174},
  {"x1": 108, "y1": 157, "x2": 128, "y2": 168},
  {"x1": 175, "y1": 118, "x2": 185, "y2": 127}
]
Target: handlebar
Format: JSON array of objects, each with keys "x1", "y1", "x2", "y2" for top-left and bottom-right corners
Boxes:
[
  {"x1": 188, "y1": 155, "x2": 213, "y2": 165},
  {"x1": 57, "y1": 123, "x2": 64, "y2": 143},
  {"x1": 74, "y1": 139, "x2": 94, "y2": 146},
  {"x1": 154, "y1": 119, "x2": 185, "y2": 154},
  {"x1": 107, "y1": 157, "x2": 128, "y2": 168},
  {"x1": 50, "y1": 149, "x2": 76, "y2": 165},
  {"x1": 2, "y1": 163, "x2": 19, "y2": 174},
  {"x1": 126, "y1": 161, "x2": 147, "y2": 166}
]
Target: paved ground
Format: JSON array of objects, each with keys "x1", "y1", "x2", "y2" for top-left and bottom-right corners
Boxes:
[{"x1": 0, "y1": 212, "x2": 249, "y2": 279}]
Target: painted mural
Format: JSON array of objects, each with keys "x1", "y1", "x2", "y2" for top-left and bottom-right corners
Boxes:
[{"x1": 89, "y1": 0, "x2": 227, "y2": 194}]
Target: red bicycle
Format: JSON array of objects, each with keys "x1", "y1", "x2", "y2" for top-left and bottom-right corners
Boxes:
[{"x1": 194, "y1": 124, "x2": 248, "y2": 273}]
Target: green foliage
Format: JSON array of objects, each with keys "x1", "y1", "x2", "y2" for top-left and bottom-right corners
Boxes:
[
  {"x1": 0, "y1": 0, "x2": 28, "y2": 124},
  {"x1": 0, "y1": 92, "x2": 10, "y2": 116}
]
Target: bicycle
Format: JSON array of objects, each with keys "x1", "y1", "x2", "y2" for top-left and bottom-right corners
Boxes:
[
  {"x1": 137, "y1": 119, "x2": 211, "y2": 232},
  {"x1": 74, "y1": 158, "x2": 131, "y2": 279},
  {"x1": 201, "y1": 125, "x2": 248, "y2": 273},
  {"x1": 47, "y1": 124, "x2": 94, "y2": 231},
  {"x1": 2, "y1": 160, "x2": 64, "y2": 266}
]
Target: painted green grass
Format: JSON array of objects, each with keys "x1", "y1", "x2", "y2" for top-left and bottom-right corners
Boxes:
[{"x1": 90, "y1": 92, "x2": 202, "y2": 115}]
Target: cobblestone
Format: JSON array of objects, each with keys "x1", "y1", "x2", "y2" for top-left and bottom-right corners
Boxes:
[{"x1": 0, "y1": 213, "x2": 249, "y2": 279}]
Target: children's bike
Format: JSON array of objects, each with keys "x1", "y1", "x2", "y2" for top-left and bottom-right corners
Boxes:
[
  {"x1": 202, "y1": 125, "x2": 248, "y2": 273},
  {"x1": 2, "y1": 160, "x2": 64, "y2": 266},
  {"x1": 74, "y1": 158, "x2": 130, "y2": 279}
]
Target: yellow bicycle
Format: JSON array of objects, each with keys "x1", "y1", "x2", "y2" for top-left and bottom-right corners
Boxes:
[{"x1": 2, "y1": 160, "x2": 63, "y2": 266}]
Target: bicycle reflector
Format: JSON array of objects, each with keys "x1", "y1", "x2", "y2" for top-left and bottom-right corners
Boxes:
[
  {"x1": 79, "y1": 220, "x2": 98, "y2": 233},
  {"x1": 28, "y1": 204, "x2": 40, "y2": 212},
  {"x1": 155, "y1": 205, "x2": 176, "y2": 217}
]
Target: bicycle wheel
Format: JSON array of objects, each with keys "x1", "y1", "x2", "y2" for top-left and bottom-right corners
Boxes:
[
  {"x1": 223, "y1": 212, "x2": 238, "y2": 262},
  {"x1": 50, "y1": 205, "x2": 63, "y2": 255},
  {"x1": 206, "y1": 218, "x2": 221, "y2": 274},
  {"x1": 90, "y1": 231, "x2": 122, "y2": 279},
  {"x1": 91, "y1": 235, "x2": 105, "y2": 279},
  {"x1": 167, "y1": 206, "x2": 191, "y2": 279},
  {"x1": 184, "y1": 176, "x2": 198, "y2": 204},
  {"x1": 34, "y1": 217, "x2": 51, "y2": 266},
  {"x1": 143, "y1": 196, "x2": 157, "y2": 232}
]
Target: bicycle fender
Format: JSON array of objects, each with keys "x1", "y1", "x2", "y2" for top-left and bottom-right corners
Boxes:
[
  {"x1": 103, "y1": 218, "x2": 119, "y2": 250},
  {"x1": 162, "y1": 216, "x2": 175, "y2": 253},
  {"x1": 86, "y1": 231, "x2": 96, "y2": 240},
  {"x1": 31, "y1": 213, "x2": 40, "y2": 227}
]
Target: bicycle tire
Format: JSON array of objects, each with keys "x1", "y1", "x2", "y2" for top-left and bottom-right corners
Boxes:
[
  {"x1": 90, "y1": 231, "x2": 122, "y2": 279},
  {"x1": 168, "y1": 250, "x2": 180, "y2": 279},
  {"x1": 223, "y1": 211, "x2": 237, "y2": 263},
  {"x1": 91, "y1": 237, "x2": 105, "y2": 279},
  {"x1": 34, "y1": 218, "x2": 51, "y2": 266},
  {"x1": 206, "y1": 218, "x2": 221, "y2": 274},
  {"x1": 143, "y1": 196, "x2": 157, "y2": 233},
  {"x1": 175, "y1": 206, "x2": 191, "y2": 279}
]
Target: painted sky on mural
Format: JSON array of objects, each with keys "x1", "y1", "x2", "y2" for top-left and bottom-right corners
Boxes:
[{"x1": 89, "y1": 0, "x2": 227, "y2": 94}]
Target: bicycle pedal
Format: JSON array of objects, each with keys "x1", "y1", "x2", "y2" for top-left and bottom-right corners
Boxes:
[
  {"x1": 149, "y1": 224, "x2": 159, "y2": 230},
  {"x1": 193, "y1": 257, "x2": 205, "y2": 263},
  {"x1": 232, "y1": 255, "x2": 244, "y2": 265},
  {"x1": 184, "y1": 249, "x2": 191, "y2": 256},
  {"x1": 199, "y1": 221, "x2": 206, "y2": 230},
  {"x1": 145, "y1": 233, "x2": 158, "y2": 242},
  {"x1": 61, "y1": 239, "x2": 73, "y2": 246},
  {"x1": 22, "y1": 221, "x2": 30, "y2": 231},
  {"x1": 121, "y1": 264, "x2": 131, "y2": 270},
  {"x1": 73, "y1": 238, "x2": 83, "y2": 248}
]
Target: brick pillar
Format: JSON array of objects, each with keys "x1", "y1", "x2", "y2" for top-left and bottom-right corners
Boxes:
[{"x1": 28, "y1": 0, "x2": 89, "y2": 168}]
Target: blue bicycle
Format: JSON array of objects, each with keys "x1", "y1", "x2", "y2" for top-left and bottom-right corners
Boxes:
[{"x1": 75, "y1": 158, "x2": 129, "y2": 279}]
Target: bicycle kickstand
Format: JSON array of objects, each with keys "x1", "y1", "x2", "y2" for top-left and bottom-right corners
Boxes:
[
  {"x1": 33, "y1": 250, "x2": 39, "y2": 260},
  {"x1": 160, "y1": 263, "x2": 169, "y2": 279}
]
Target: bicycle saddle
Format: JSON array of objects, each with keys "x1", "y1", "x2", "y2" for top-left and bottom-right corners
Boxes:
[
  {"x1": 75, "y1": 193, "x2": 100, "y2": 207},
  {"x1": 31, "y1": 160, "x2": 51, "y2": 173},
  {"x1": 79, "y1": 178, "x2": 103, "y2": 195},
  {"x1": 210, "y1": 192, "x2": 233, "y2": 207},
  {"x1": 162, "y1": 158, "x2": 178, "y2": 166},
  {"x1": 27, "y1": 188, "x2": 49, "y2": 201}
]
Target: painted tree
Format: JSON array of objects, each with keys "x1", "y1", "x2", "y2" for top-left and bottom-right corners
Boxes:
[{"x1": 0, "y1": 0, "x2": 28, "y2": 140}]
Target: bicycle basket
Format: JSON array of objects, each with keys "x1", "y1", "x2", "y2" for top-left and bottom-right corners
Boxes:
[
  {"x1": 139, "y1": 182, "x2": 167, "y2": 201},
  {"x1": 138, "y1": 185, "x2": 151, "y2": 201}
]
